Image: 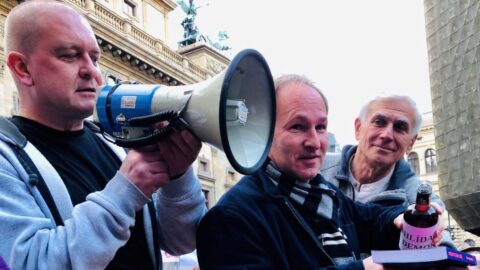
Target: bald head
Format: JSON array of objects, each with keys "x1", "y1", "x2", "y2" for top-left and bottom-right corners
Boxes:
[{"x1": 5, "y1": 1, "x2": 87, "y2": 55}]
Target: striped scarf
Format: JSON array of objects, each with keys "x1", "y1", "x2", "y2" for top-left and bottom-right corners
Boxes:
[{"x1": 266, "y1": 162, "x2": 357, "y2": 265}]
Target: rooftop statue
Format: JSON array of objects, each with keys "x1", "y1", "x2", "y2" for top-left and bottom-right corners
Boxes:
[
  {"x1": 207, "y1": 31, "x2": 232, "y2": 52},
  {"x1": 177, "y1": 0, "x2": 206, "y2": 47}
]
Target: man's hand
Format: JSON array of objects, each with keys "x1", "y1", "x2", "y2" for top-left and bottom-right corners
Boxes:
[
  {"x1": 156, "y1": 128, "x2": 202, "y2": 178},
  {"x1": 119, "y1": 126, "x2": 201, "y2": 196},
  {"x1": 363, "y1": 256, "x2": 385, "y2": 270},
  {"x1": 393, "y1": 202, "x2": 445, "y2": 247},
  {"x1": 120, "y1": 144, "x2": 170, "y2": 197}
]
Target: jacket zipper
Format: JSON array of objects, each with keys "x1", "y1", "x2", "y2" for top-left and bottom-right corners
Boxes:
[{"x1": 282, "y1": 200, "x2": 336, "y2": 266}]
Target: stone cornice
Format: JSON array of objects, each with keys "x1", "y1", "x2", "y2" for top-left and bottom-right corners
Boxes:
[{"x1": 160, "y1": 0, "x2": 177, "y2": 11}]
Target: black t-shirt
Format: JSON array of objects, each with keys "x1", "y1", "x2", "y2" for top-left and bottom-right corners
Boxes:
[{"x1": 11, "y1": 116, "x2": 154, "y2": 270}]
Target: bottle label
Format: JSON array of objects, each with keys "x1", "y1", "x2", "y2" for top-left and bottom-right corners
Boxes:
[{"x1": 399, "y1": 220, "x2": 438, "y2": 250}]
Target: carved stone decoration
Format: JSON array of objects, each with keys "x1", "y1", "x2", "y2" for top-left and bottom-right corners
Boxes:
[
  {"x1": 205, "y1": 57, "x2": 223, "y2": 74},
  {"x1": 112, "y1": 49, "x2": 123, "y2": 57},
  {"x1": 121, "y1": 54, "x2": 132, "y2": 62},
  {"x1": 147, "y1": 68, "x2": 156, "y2": 75},
  {"x1": 155, "y1": 71, "x2": 164, "y2": 79},
  {"x1": 129, "y1": 59, "x2": 140, "y2": 67},
  {"x1": 139, "y1": 63, "x2": 148, "y2": 70},
  {"x1": 101, "y1": 44, "x2": 113, "y2": 52}
]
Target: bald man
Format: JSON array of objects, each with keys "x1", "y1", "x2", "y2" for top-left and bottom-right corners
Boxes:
[{"x1": 0, "y1": 2, "x2": 206, "y2": 269}]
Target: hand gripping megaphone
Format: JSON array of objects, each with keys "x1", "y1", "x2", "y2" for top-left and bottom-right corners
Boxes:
[{"x1": 93, "y1": 49, "x2": 276, "y2": 175}]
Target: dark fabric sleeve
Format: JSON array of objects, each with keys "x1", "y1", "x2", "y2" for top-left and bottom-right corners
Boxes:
[
  {"x1": 196, "y1": 205, "x2": 277, "y2": 270},
  {"x1": 196, "y1": 204, "x2": 367, "y2": 270},
  {"x1": 341, "y1": 193, "x2": 406, "y2": 252}
]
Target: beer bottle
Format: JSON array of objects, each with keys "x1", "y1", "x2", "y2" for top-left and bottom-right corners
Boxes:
[{"x1": 399, "y1": 182, "x2": 439, "y2": 249}]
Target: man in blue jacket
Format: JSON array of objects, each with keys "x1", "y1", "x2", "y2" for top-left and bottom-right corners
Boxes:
[
  {"x1": 0, "y1": 1, "x2": 206, "y2": 269},
  {"x1": 197, "y1": 74, "x2": 417, "y2": 270},
  {"x1": 320, "y1": 94, "x2": 454, "y2": 249}
]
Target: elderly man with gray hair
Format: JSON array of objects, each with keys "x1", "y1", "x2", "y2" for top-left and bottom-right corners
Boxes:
[{"x1": 321, "y1": 94, "x2": 455, "y2": 250}]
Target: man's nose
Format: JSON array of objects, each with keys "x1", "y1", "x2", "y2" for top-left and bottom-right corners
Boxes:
[
  {"x1": 380, "y1": 125, "x2": 394, "y2": 141},
  {"x1": 304, "y1": 129, "x2": 321, "y2": 150},
  {"x1": 79, "y1": 58, "x2": 98, "y2": 80}
]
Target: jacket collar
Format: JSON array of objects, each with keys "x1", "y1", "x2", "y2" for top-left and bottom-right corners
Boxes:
[
  {"x1": 386, "y1": 158, "x2": 415, "y2": 189},
  {"x1": 336, "y1": 144, "x2": 415, "y2": 189},
  {"x1": 334, "y1": 145, "x2": 357, "y2": 182}
]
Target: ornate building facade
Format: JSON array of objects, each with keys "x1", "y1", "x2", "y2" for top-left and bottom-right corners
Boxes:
[{"x1": 0, "y1": 0, "x2": 240, "y2": 210}]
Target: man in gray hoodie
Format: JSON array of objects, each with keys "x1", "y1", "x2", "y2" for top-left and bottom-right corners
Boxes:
[
  {"x1": 321, "y1": 95, "x2": 454, "y2": 249},
  {"x1": 0, "y1": 1, "x2": 206, "y2": 269}
]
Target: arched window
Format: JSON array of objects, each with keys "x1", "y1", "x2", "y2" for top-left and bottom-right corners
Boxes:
[
  {"x1": 407, "y1": 152, "x2": 420, "y2": 174},
  {"x1": 425, "y1": 148, "x2": 437, "y2": 173}
]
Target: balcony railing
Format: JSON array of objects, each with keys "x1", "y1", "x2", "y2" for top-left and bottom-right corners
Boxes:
[
  {"x1": 65, "y1": 0, "x2": 210, "y2": 81},
  {"x1": 0, "y1": 0, "x2": 211, "y2": 81},
  {"x1": 94, "y1": 2, "x2": 124, "y2": 32},
  {"x1": 69, "y1": 0, "x2": 86, "y2": 8}
]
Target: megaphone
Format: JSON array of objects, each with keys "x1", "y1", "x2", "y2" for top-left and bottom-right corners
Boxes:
[{"x1": 94, "y1": 49, "x2": 276, "y2": 175}]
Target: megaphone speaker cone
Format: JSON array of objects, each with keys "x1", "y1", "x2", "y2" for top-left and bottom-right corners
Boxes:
[
  {"x1": 220, "y1": 49, "x2": 276, "y2": 174},
  {"x1": 183, "y1": 49, "x2": 275, "y2": 175}
]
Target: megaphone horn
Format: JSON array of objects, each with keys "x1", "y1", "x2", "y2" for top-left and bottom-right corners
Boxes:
[{"x1": 94, "y1": 49, "x2": 276, "y2": 175}]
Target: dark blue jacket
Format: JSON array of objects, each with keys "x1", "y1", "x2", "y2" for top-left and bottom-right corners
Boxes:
[{"x1": 197, "y1": 168, "x2": 405, "y2": 270}]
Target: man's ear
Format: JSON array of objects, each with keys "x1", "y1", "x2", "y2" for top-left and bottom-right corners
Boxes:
[
  {"x1": 6, "y1": 51, "x2": 33, "y2": 86},
  {"x1": 354, "y1": 118, "x2": 362, "y2": 141},
  {"x1": 407, "y1": 134, "x2": 418, "y2": 152}
]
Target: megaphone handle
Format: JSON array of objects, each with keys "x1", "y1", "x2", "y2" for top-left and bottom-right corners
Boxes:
[
  {"x1": 105, "y1": 115, "x2": 191, "y2": 148},
  {"x1": 111, "y1": 125, "x2": 177, "y2": 148},
  {"x1": 128, "y1": 111, "x2": 179, "y2": 126}
]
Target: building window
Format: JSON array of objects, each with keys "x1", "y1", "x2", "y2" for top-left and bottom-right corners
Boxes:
[
  {"x1": 202, "y1": 189, "x2": 209, "y2": 208},
  {"x1": 123, "y1": 0, "x2": 136, "y2": 17},
  {"x1": 407, "y1": 152, "x2": 420, "y2": 175},
  {"x1": 200, "y1": 160, "x2": 208, "y2": 172},
  {"x1": 228, "y1": 171, "x2": 235, "y2": 181},
  {"x1": 227, "y1": 169, "x2": 236, "y2": 182},
  {"x1": 197, "y1": 156, "x2": 211, "y2": 177},
  {"x1": 425, "y1": 148, "x2": 437, "y2": 173}
]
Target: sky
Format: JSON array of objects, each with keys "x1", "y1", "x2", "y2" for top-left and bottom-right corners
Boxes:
[{"x1": 168, "y1": 0, "x2": 432, "y2": 147}]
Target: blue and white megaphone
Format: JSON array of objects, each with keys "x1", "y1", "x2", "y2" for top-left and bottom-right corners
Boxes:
[{"x1": 93, "y1": 49, "x2": 275, "y2": 175}]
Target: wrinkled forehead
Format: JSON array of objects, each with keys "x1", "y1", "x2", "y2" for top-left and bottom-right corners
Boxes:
[{"x1": 366, "y1": 99, "x2": 416, "y2": 125}]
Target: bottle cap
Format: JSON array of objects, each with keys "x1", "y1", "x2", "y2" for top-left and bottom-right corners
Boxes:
[{"x1": 418, "y1": 182, "x2": 433, "y2": 195}]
